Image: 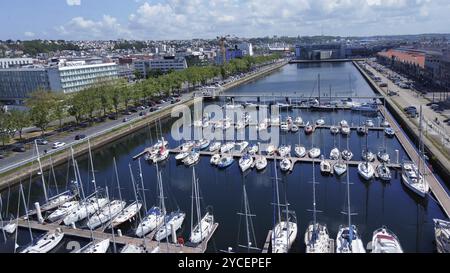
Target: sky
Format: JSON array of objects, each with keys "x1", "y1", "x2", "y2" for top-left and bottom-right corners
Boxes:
[{"x1": 1, "y1": 0, "x2": 449, "y2": 40}]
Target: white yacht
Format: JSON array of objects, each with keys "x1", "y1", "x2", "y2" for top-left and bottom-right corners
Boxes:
[
  {"x1": 333, "y1": 162, "x2": 347, "y2": 176},
  {"x1": 63, "y1": 197, "x2": 109, "y2": 226},
  {"x1": 330, "y1": 148, "x2": 340, "y2": 160},
  {"x1": 210, "y1": 153, "x2": 221, "y2": 165},
  {"x1": 336, "y1": 225, "x2": 366, "y2": 253},
  {"x1": 402, "y1": 162, "x2": 429, "y2": 197},
  {"x1": 315, "y1": 119, "x2": 325, "y2": 126},
  {"x1": 220, "y1": 142, "x2": 235, "y2": 153},
  {"x1": 190, "y1": 213, "x2": 215, "y2": 244},
  {"x1": 266, "y1": 144, "x2": 277, "y2": 155},
  {"x1": 272, "y1": 216, "x2": 298, "y2": 253},
  {"x1": 21, "y1": 229, "x2": 64, "y2": 253},
  {"x1": 152, "y1": 147, "x2": 169, "y2": 163},
  {"x1": 278, "y1": 145, "x2": 291, "y2": 157},
  {"x1": 294, "y1": 117, "x2": 303, "y2": 126},
  {"x1": 320, "y1": 159, "x2": 332, "y2": 174},
  {"x1": 330, "y1": 126, "x2": 339, "y2": 134},
  {"x1": 121, "y1": 244, "x2": 146, "y2": 253},
  {"x1": 433, "y1": 219, "x2": 450, "y2": 253},
  {"x1": 135, "y1": 207, "x2": 165, "y2": 237},
  {"x1": 370, "y1": 227, "x2": 403, "y2": 253},
  {"x1": 280, "y1": 157, "x2": 292, "y2": 172},
  {"x1": 248, "y1": 144, "x2": 259, "y2": 155},
  {"x1": 376, "y1": 164, "x2": 391, "y2": 181},
  {"x1": 209, "y1": 142, "x2": 221, "y2": 152},
  {"x1": 309, "y1": 148, "x2": 321, "y2": 159},
  {"x1": 239, "y1": 154, "x2": 254, "y2": 172},
  {"x1": 175, "y1": 151, "x2": 190, "y2": 161},
  {"x1": 341, "y1": 149, "x2": 353, "y2": 161},
  {"x1": 280, "y1": 122, "x2": 289, "y2": 132},
  {"x1": 47, "y1": 201, "x2": 79, "y2": 223},
  {"x1": 255, "y1": 155, "x2": 268, "y2": 171},
  {"x1": 76, "y1": 239, "x2": 110, "y2": 253},
  {"x1": 183, "y1": 151, "x2": 200, "y2": 166},
  {"x1": 180, "y1": 141, "x2": 195, "y2": 152},
  {"x1": 154, "y1": 211, "x2": 186, "y2": 241},
  {"x1": 358, "y1": 162, "x2": 374, "y2": 180},
  {"x1": 235, "y1": 141, "x2": 249, "y2": 153},
  {"x1": 87, "y1": 200, "x2": 127, "y2": 230},
  {"x1": 340, "y1": 126, "x2": 350, "y2": 135},
  {"x1": 305, "y1": 223, "x2": 333, "y2": 253},
  {"x1": 111, "y1": 201, "x2": 143, "y2": 228},
  {"x1": 294, "y1": 145, "x2": 306, "y2": 158}
]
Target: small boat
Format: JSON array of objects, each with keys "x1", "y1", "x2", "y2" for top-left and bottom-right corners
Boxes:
[
  {"x1": 218, "y1": 155, "x2": 234, "y2": 169},
  {"x1": 305, "y1": 223, "x2": 333, "y2": 253},
  {"x1": 190, "y1": 212, "x2": 215, "y2": 244},
  {"x1": 235, "y1": 141, "x2": 249, "y2": 153},
  {"x1": 194, "y1": 139, "x2": 210, "y2": 150},
  {"x1": 152, "y1": 146, "x2": 169, "y2": 163},
  {"x1": 266, "y1": 144, "x2": 277, "y2": 155},
  {"x1": 305, "y1": 124, "x2": 314, "y2": 135},
  {"x1": 330, "y1": 126, "x2": 339, "y2": 134},
  {"x1": 365, "y1": 119, "x2": 375, "y2": 127},
  {"x1": 370, "y1": 227, "x2": 403, "y2": 253},
  {"x1": 362, "y1": 150, "x2": 375, "y2": 162},
  {"x1": 47, "y1": 201, "x2": 80, "y2": 223},
  {"x1": 255, "y1": 155, "x2": 267, "y2": 171},
  {"x1": 340, "y1": 120, "x2": 348, "y2": 127},
  {"x1": 21, "y1": 229, "x2": 64, "y2": 253},
  {"x1": 272, "y1": 214, "x2": 298, "y2": 253},
  {"x1": 154, "y1": 211, "x2": 186, "y2": 241},
  {"x1": 247, "y1": 144, "x2": 259, "y2": 155},
  {"x1": 309, "y1": 148, "x2": 321, "y2": 159},
  {"x1": 341, "y1": 149, "x2": 353, "y2": 161},
  {"x1": 336, "y1": 225, "x2": 366, "y2": 253},
  {"x1": 175, "y1": 151, "x2": 190, "y2": 161},
  {"x1": 280, "y1": 157, "x2": 292, "y2": 172},
  {"x1": 294, "y1": 145, "x2": 306, "y2": 158},
  {"x1": 121, "y1": 244, "x2": 146, "y2": 253},
  {"x1": 385, "y1": 127, "x2": 395, "y2": 138},
  {"x1": 402, "y1": 162, "x2": 429, "y2": 197},
  {"x1": 433, "y1": 219, "x2": 450, "y2": 253},
  {"x1": 357, "y1": 126, "x2": 367, "y2": 135},
  {"x1": 135, "y1": 207, "x2": 165, "y2": 237},
  {"x1": 376, "y1": 164, "x2": 391, "y2": 181},
  {"x1": 381, "y1": 120, "x2": 390, "y2": 127},
  {"x1": 28, "y1": 191, "x2": 77, "y2": 216},
  {"x1": 1, "y1": 220, "x2": 17, "y2": 234},
  {"x1": 340, "y1": 126, "x2": 350, "y2": 135},
  {"x1": 333, "y1": 162, "x2": 347, "y2": 176},
  {"x1": 220, "y1": 142, "x2": 235, "y2": 153},
  {"x1": 111, "y1": 201, "x2": 143, "y2": 228},
  {"x1": 63, "y1": 197, "x2": 109, "y2": 226},
  {"x1": 76, "y1": 239, "x2": 110, "y2": 253},
  {"x1": 286, "y1": 116, "x2": 293, "y2": 124},
  {"x1": 358, "y1": 162, "x2": 374, "y2": 180},
  {"x1": 280, "y1": 122, "x2": 289, "y2": 132},
  {"x1": 153, "y1": 139, "x2": 168, "y2": 149},
  {"x1": 294, "y1": 117, "x2": 303, "y2": 126},
  {"x1": 278, "y1": 145, "x2": 291, "y2": 157},
  {"x1": 377, "y1": 151, "x2": 390, "y2": 163},
  {"x1": 209, "y1": 142, "x2": 221, "y2": 152},
  {"x1": 180, "y1": 141, "x2": 195, "y2": 152},
  {"x1": 329, "y1": 148, "x2": 340, "y2": 160},
  {"x1": 86, "y1": 200, "x2": 127, "y2": 230},
  {"x1": 316, "y1": 119, "x2": 325, "y2": 126},
  {"x1": 290, "y1": 124, "x2": 299, "y2": 132},
  {"x1": 239, "y1": 154, "x2": 254, "y2": 172},
  {"x1": 183, "y1": 151, "x2": 200, "y2": 166},
  {"x1": 210, "y1": 153, "x2": 221, "y2": 165},
  {"x1": 320, "y1": 158, "x2": 332, "y2": 174}
]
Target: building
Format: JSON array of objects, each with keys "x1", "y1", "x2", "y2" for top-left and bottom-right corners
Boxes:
[
  {"x1": 0, "y1": 62, "x2": 118, "y2": 104},
  {"x1": 237, "y1": 42, "x2": 254, "y2": 56},
  {"x1": 378, "y1": 49, "x2": 426, "y2": 68},
  {"x1": 0, "y1": 58, "x2": 34, "y2": 69},
  {"x1": 441, "y1": 49, "x2": 450, "y2": 92},
  {"x1": 133, "y1": 56, "x2": 187, "y2": 78},
  {"x1": 215, "y1": 47, "x2": 244, "y2": 65},
  {"x1": 295, "y1": 43, "x2": 346, "y2": 60}
]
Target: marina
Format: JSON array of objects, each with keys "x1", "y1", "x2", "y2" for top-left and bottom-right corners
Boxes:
[{"x1": 1, "y1": 62, "x2": 449, "y2": 253}]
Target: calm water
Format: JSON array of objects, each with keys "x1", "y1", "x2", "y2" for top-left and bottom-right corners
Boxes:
[{"x1": 0, "y1": 63, "x2": 447, "y2": 253}]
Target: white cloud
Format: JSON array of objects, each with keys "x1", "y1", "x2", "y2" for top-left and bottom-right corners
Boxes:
[
  {"x1": 57, "y1": 15, "x2": 131, "y2": 39},
  {"x1": 66, "y1": 0, "x2": 81, "y2": 6}
]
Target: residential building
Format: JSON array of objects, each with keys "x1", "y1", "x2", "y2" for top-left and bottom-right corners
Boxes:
[{"x1": 133, "y1": 56, "x2": 187, "y2": 78}]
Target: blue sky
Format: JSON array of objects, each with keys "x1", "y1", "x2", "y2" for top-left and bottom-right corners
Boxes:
[{"x1": 1, "y1": 0, "x2": 449, "y2": 40}]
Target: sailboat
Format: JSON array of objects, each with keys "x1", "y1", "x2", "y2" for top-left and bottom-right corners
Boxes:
[
  {"x1": 87, "y1": 200, "x2": 126, "y2": 230},
  {"x1": 433, "y1": 219, "x2": 450, "y2": 253},
  {"x1": 358, "y1": 126, "x2": 374, "y2": 180},
  {"x1": 330, "y1": 147, "x2": 340, "y2": 160},
  {"x1": 255, "y1": 144, "x2": 267, "y2": 171},
  {"x1": 271, "y1": 158, "x2": 298, "y2": 253},
  {"x1": 189, "y1": 167, "x2": 215, "y2": 244},
  {"x1": 336, "y1": 162, "x2": 366, "y2": 253},
  {"x1": 154, "y1": 210, "x2": 186, "y2": 241},
  {"x1": 304, "y1": 159, "x2": 333, "y2": 253},
  {"x1": 335, "y1": 136, "x2": 350, "y2": 176},
  {"x1": 376, "y1": 164, "x2": 392, "y2": 181},
  {"x1": 76, "y1": 239, "x2": 110, "y2": 253},
  {"x1": 237, "y1": 179, "x2": 260, "y2": 252},
  {"x1": 239, "y1": 153, "x2": 254, "y2": 172},
  {"x1": 370, "y1": 226, "x2": 403, "y2": 253},
  {"x1": 210, "y1": 153, "x2": 221, "y2": 165},
  {"x1": 21, "y1": 228, "x2": 64, "y2": 253},
  {"x1": 47, "y1": 201, "x2": 79, "y2": 223},
  {"x1": 295, "y1": 128, "x2": 306, "y2": 158},
  {"x1": 280, "y1": 157, "x2": 292, "y2": 172},
  {"x1": 183, "y1": 150, "x2": 200, "y2": 166}
]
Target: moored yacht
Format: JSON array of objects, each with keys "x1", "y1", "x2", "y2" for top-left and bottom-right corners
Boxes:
[
  {"x1": 402, "y1": 162, "x2": 429, "y2": 197},
  {"x1": 433, "y1": 219, "x2": 450, "y2": 253},
  {"x1": 370, "y1": 227, "x2": 403, "y2": 253}
]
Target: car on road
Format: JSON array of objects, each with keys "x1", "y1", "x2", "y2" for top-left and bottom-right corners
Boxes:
[
  {"x1": 75, "y1": 134, "x2": 87, "y2": 141},
  {"x1": 12, "y1": 144, "x2": 26, "y2": 153},
  {"x1": 139, "y1": 111, "x2": 146, "y2": 117},
  {"x1": 0, "y1": 153, "x2": 4, "y2": 159},
  {"x1": 52, "y1": 142, "x2": 66, "y2": 149},
  {"x1": 36, "y1": 139, "x2": 49, "y2": 145},
  {"x1": 404, "y1": 106, "x2": 417, "y2": 112},
  {"x1": 123, "y1": 118, "x2": 129, "y2": 122}
]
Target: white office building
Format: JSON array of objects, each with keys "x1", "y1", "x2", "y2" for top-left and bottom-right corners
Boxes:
[
  {"x1": 237, "y1": 42, "x2": 254, "y2": 56},
  {"x1": 0, "y1": 58, "x2": 34, "y2": 69},
  {"x1": 133, "y1": 56, "x2": 187, "y2": 78}
]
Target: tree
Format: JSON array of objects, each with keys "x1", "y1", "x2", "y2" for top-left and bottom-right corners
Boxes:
[
  {"x1": 68, "y1": 93, "x2": 87, "y2": 125},
  {"x1": 53, "y1": 93, "x2": 67, "y2": 130},
  {"x1": 121, "y1": 84, "x2": 133, "y2": 111},
  {"x1": 98, "y1": 83, "x2": 112, "y2": 117},
  {"x1": 0, "y1": 112, "x2": 10, "y2": 147},
  {"x1": 8, "y1": 109, "x2": 31, "y2": 140},
  {"x1": 26, "y1": 90, "x2": 56, "y2": 136}
]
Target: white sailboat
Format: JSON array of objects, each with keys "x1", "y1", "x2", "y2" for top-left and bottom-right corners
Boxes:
[
  {"x1": 330, "y1": 148, "x2": 340, "y2": 160},
  {"x1": 280, "y1": 157, "x2": 292, "y2": 172},
  {"x1": 111, "y1": 200, "x2": 142, "y2": 228},
  {"x1": 210, "y1": 153, "x2": 221, "y2": 165},
  {"x1": 175, "y1": 151, "x2": 190, "y2": 161},
  {"x1": 358, "y1": 129, "x2": 374, "y2": 180},
  {"x1": 220, "y1": 142, "x2": 235, "y2": 153},
  {"x1": 209, "y1": 142, "x2": 221, "y2": 152},
  {"x1": 370, "y1": 227, "x2": 403, "y2": 253},
  {"x1": 47, "y1": 201, "x2": 79, "y2": 223},
  {"x1": 239, "y1": 154, "x2": 254, "y2": 172},
  {"x1": 87, "y1": 200, "x2": 126, "y2": 230},
  {"x1": 154, "y1": 211, "x2": 186, "y2": 241},
  {"x1": 183, "y1": 150, "x2": 200, "y2": 166},
  {"x1": 21, "y1": 228, "x2": 64, "y2": 253},
  {"x1": 76, "y1": 239, "x2": 110, "y2": 253},
  {"x1": 278, "y1": 145, "x2": 291, "y2": 157},
  {"x1": 433, "y1": 219, "x2": 450, "y2": 253}
]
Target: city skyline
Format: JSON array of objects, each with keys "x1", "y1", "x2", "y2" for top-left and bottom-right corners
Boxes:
[{"x1": 1, "y1": 0, "x2": 450, "y2": 41}]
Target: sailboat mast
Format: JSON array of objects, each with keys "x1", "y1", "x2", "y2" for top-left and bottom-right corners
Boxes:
[
  {"x1": 35, "y1": 140, "x2": 48, "y2": 202},
  {"x1": 346, "y1": 162, "x2": 351, "y2": 229},
  {"x1": 19, "y1": 184, "x2": 33, "y2": 242},
  {"x1": 274, "y1": 157, "x2": 281, "y2": 225},
  {"x1": 318, "y1": 74, "x2": 321, "y2": 105},
  {"x1": 138, "y1": 159, "x2": 148, "y2": 213},
  {"x1": 155, "y1": 163, "x2": 165, "y2": 214},
  {"x1": 129, "y1": 164, "x2": 145, "y2": 248},
  {"x1": 312, "y1": 159, "x2": 317, "y2": 226},
  {"x1": 71, "y1": 148, "x2": 85, "y2": 200},
  {"x1": 418, "y1": 105, "x2": 424, "y2": 174},
  {"x1": 113, "y1": 158, "x2": 123, "y2": 202},
  {"x1": 243, "y1": 182, "x2": 251, "y2": 252},
  {"x1": 88, "y1": 139, "x2": 98, "y2": 193}
]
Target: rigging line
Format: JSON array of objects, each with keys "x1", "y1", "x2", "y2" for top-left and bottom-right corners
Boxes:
[{"x1": 50, "y1": 156, "x2": 59, "y2": 195}]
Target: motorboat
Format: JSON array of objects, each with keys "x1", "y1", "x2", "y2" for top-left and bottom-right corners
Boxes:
[
  {"x1": 218, "y1": 155, "x2": 234, "y2": 169},
  {"x1": 76, "y1": 239, "x2": 110, "y2": 253},
  {"x1": 330, "y1": 126, "x2": 339, "y2": 134},
  {"x1": 294, "y1": 117, "x2": 303, "y2": 126},
  {"x1": 336, "y1": 225, "x2": 366, "y2": 253},
  {"x1": 370, "y1": 227, "x2": 403, "y2": 253},
  {"x1": 376, "y1": 164, "x2": 392, "y2": 181},
  {"x1": 341, "y1": 149, "x2": 353, "y2": 161},
  {"x1": 305, "y1": 124, "x2": 314, "y2": 135},
  {"x1": 309, "y1": 148, "x2": 321, "y2": 159},
  {"x1": 111, "y1": 201, "x2": 143, "y2": 228},
  {"x1": 280, "y1": 157, "x2": 292, "y2": 172},
  {"x1": 235, "y1": 141, "x2": 249, "y2": 153},
  {"x1": 220, "y1": 142, "x2": 235, "y2": 153},
  {"x1": 290, "y1": 124, "x2": 299, "y2": 132},
  {"x1": 194, "y1": 139, "x2": 210, "y2": 150},
  {"x1": 135, "y1": 207, "x2": 165, "y2": 237},
  {"x1": 377, "y1": 151, "x2": 390, "y2": 163},
  {"x1": 333, "y1": 162, "x2": 347, "y2": 176},
  {"x1": 358, "y1": 162, "x2": 374, "y2": 180},
  {"x1": 255, "y1": 155, "x2": 268, "y2": 171},
  {"x1": 362, "y1": 150, "x2": 375, "y2": 162},
  {"x1": 340, "y1": 120, "x2": 348, "y2": 127},
  {"x1": 385, "y1": 127, "x2": 395, "y2": 138},
  {"x1": 180, "y1": 141, "x2": 195, "y2": 152},
  {"x1": 248, "y1": 144, "x2": 259, "y2": 155},
  {"x1": 316, "y1": 119, "x2": 325, "y2": 126},
  {"x1": 278, "y1": 145, "x2": 291, "y2": 157},
  {"x1": 47, "y1": 201, "x2": 79, "y2": 223},
  {"x1": 320, "y1": 158, "x2": 332, "y2": 174},
  {"x1": 86, "y1": 200, "x2": 127, "y2": 230},
  {"x1": 329, "y1": 148, "x2": 340, "y2": 160},
  {"x1": 210, "y1": 153, "x2": 221, "y2": 165},
  {"x1": 183, "y1": 150, "x2": 200, "y2": 166},
  {"x1": 340, "y1": 126, "x2": 350, "y2": 135},
  {"x1": 266, "y1": 144, "x2": 277, "y2": 155},
  {"x1": 402, "y1": 162, "x2": 429, "y2": 197},
  {"x1": 154, "y1": 211, "x2": 186, "y2": 241},
  {"x1": 28, "y1": 191, "x2": 77, "y2": 216},
  {"x1": 433, "y1": 219, "x2": 450, "y2": 253},
  {"x1": 294, "y1": 145, "x2": 306, "y2": 158},
  {"x1": 63, "y1": 197, "x2": 109, "y2": 226},
  {"x1": 21, "y1": 229, "x2": 64, "y2": 253},
  {"x1": 190, "y1": 212, "x2": 215, "y2": 244},
  {"x1": 209, "y1": 142, "x2": 221, "y2": 152},
  {"x1": 175, "y1": 151, "x2": 190, "y2": 161},
  {"x1": 239, "y1": 154, "x2": 254, "y2": 172}
]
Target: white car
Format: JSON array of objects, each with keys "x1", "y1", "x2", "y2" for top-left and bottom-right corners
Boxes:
[{"x1": 52, "y1": 142, "x2": 66, "y2": 149}]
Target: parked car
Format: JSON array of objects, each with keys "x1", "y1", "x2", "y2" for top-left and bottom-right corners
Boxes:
[
  {"x1": 404, "y1": 106, "x2": 417, "y2": 112},
  {"x1": 75, "y1": 134, "x2": 86, "y2": 141},
  {"x1": 139, "y1": 111, "x2": 146, "y2": 117},
  {"x1": 108, "y1": 114, "x2": 118, "y2": 120},
  {"x1": 13, "y1": 144, "x2": 26, "y2": 153},
  {"x1": 36, "y1": 139, "x2": 48, "y2": 145},
  {"x1": 123, "y1": 118, "x2": 129, "y2": 122},
  {"x1": 52, "y1": 142, "x2": 66, "y2": 149},
  {"x1": 149, "y1": 107, "x2": 156, "y2": 112}
]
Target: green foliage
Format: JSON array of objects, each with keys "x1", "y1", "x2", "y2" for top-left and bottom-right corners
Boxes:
[
  {"x1": 26, "y1": 90, "x2": 57, "y2": 135},
  {"x1": 8, "y1": 40, "x2": 80, "y2": 55}
]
